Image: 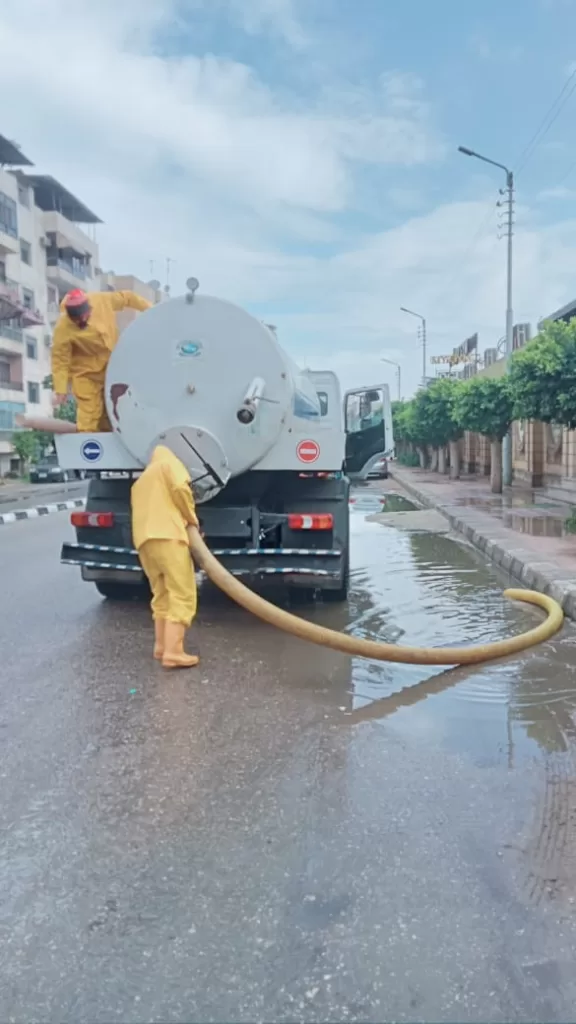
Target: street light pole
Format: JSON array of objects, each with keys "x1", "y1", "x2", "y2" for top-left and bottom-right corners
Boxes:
[
  {"x1": 400, "y1": 307, "x2": 427, "y2": 386},
  {"x1": 381, "y1": 357, "x2": 401, "y2": 400},
  {"x1": 458, "y1": 146, "x2": 514, "y2": 486}
]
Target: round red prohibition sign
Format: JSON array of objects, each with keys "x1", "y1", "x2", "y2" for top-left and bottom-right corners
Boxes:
[{"x1": 297, "y1": 439, "x2": 320, "y2": 464}]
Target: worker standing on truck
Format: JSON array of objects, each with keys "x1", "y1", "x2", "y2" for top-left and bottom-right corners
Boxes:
[
  {"x1": 51, "y1": 288, "x2": 152, "y2": 432},
  {"x1": 131, "y1": 446, "x2": 201, "y2": 669}
]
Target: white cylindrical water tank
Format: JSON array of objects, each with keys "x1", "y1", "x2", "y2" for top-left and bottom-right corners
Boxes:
[{"x1": 105, "y1": 293, "x2": 300, "y2": 487}]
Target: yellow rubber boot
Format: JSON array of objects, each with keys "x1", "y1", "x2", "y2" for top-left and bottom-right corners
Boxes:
[
  {"x1": 153, "y1": 619, "x2": 166, "y2": 660},
  {"x1": 162, "y1": 622, "x2": 199, "y2": 669}
]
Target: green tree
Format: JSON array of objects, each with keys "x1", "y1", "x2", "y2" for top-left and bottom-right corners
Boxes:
[
  {"x1": 454, "y1": 376, "x2": 514, "y2": 494},
  {"x1": 11, "y1": 430, "x2": 40, "y2": 472},
  {"x1": 412, "y1": 378, "x2": 464, "y2": 477},
  {"x1": 509, "y1": 318, "x2": 576, "y2": 428},
  {"x1": 42, "y1": 374, "x2": 77, "y2": 424}
]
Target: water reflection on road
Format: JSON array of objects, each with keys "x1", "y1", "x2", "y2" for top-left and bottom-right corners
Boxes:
[
  {"x1": 337, "y1": 491, "x2": 575, "y2": 761},
  {"x1": 319, "y1": 488, "x2": 576, "y2": 908}
]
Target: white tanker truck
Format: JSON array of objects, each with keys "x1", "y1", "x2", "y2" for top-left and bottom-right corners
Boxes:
[{"x1": 55, "y1": 279, "x2": 393, "y2": 602}]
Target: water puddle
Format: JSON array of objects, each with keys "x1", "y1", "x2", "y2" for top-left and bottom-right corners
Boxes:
[
  {"x1": 315, "y1": 494, "x2": 576, "y2": 771},
  {"x1": 306, "y1": 490, "x2": 576, "y2": 905},
  {"x1": 502, "y1": 512, "x2": 566, "y2": 537},
  {"x1": 349, "y1": 492, "x2": 417, "y2": 513}
]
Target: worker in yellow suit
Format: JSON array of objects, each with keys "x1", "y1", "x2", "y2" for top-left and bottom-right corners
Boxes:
[
  {"x1": 51, "y1": 288, "x2": 152, "y2": 432},
  {"x1": 131, "y1": 446, "x2": 200, "y2": 669}
]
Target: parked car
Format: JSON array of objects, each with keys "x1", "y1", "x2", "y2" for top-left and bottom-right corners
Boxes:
[
  {"x1": 29, "y1": 454, "x2": 84, "y2": 483},
  {"x1": 367, "y1": 457, "x2": 389, "y2": 480}
]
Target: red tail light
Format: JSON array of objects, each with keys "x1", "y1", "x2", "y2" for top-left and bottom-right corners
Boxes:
[
  {"x1": 71, "y1": 511, "x2": 114, "y2": 528},
  {"x1": 288, "y1": 513, "x2": 334, "y2": 531}
]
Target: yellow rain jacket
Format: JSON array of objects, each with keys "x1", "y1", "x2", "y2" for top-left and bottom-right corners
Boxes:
[
  {"x1": 131, "y1": 446, "x2": 199, "y2": 550},
  {"x1": 132, "y1": 447, "x2": 200, "y2": 627},
  {"x1": 51, "y1": 290, "x2": 152, "y2": 395}
]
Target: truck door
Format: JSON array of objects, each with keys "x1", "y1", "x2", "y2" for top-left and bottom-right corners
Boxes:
[{"x1": 343, "y1": 384, "x2": 391, "y2": 478}]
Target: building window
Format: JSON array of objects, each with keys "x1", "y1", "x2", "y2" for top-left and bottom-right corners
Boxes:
[
  {"x1": 22, "y1": 287, "x2": 34, "y2": 310},
  {"x1": 0, "y1": 360, "x2": 10, "y2": 384},
  {"x1": 27, "y1": 381, "x2": 40, "y2": 404},
  {"x1": 0, "y1": 401, "x2": 25, "y2": 430},
  {"x1": 20, "y1": 239, "x2": 31, "y2": 265},
  {"x1": 0, "y1": 191, "x2": 18, "y2": 238},
  {"x1": 17, "y1": 182, "x2": 30, "y2": 208},
  {"x1": 0, "y1": 260, "x2": 5, "y2": 283},
  {"x1": 26, "y1": 336, "x2": 37, "y2": 360},
  {"x1": 0, "y1": 319, "x2": 23, "y2": 342}
]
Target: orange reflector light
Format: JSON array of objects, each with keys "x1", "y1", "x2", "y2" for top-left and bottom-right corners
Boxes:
[
  {"x1": 288, "y1": 513, "x2": 334, "y2": 530},
  {"x1": 71, "y1": 511, "x2": 114, "y2": 528}
]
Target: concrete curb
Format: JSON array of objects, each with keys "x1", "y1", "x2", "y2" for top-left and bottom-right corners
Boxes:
[
  {"x1": 391, "y1": 468, "x2": 576, "y2": 620},
  {"x1": 0, "y1": 498, "x2": 86, "y2": 526}
]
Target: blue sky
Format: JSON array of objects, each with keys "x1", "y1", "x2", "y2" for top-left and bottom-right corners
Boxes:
[{"x1": 3, "y1": 0, "x2": 576, "y2": 395}]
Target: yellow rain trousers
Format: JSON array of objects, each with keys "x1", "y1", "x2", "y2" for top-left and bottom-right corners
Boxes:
[
  {"x1": 51, "y1": 291, "x2": 152, "y2": 432},
  {"x1": 131, "y1": 446, "x2": 200, "y2": 627},
  {"x1": 138, "y1": 541, "x2": 197, "y2": 626}
]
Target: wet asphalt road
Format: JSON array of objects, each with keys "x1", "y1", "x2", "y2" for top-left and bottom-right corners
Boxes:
[
  {"x1": 3, "y1": 486, "x2": 576, "y2": 1022},
  {"x1": 0, "y1": 479, "x2": 87, "y2": 514}
]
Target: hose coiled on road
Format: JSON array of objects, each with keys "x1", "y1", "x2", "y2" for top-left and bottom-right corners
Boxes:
[{"x1": 188, "y1": 528, "x2": 563, "y2": 665}]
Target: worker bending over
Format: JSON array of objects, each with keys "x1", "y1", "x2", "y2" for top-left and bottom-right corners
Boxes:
[
  {"x1": 131, "y1": 446, "x2": 200, "y2": 669},
  {"x1": 51, "y1": 288, "x2": 151, "y2": 432}
]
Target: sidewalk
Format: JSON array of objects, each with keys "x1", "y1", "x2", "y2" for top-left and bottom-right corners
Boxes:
[
  {"x1": 391, "y1": 466, "x2": 576, "y2": 619},
  {"x1": 0, "y1": 478, "x2": 87, "y2": 515}
]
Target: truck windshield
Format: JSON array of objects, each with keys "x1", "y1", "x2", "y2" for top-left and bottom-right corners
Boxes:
[{"x1": 293, "y1": 389, "x2": 321, "y2": 419}]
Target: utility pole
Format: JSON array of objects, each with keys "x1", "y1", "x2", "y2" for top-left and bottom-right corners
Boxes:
[
  {"x1": 166, "y1": 257, "x2": 175, "y2": 294},
  {"x1": 420, "y1": 318, "x2": 427, "y2": 386},
  {"x1": 458, "y1": 146, "x2": 515, "y2": 486},
  {"x1": 503, "y1": 169, "x2": 514, "y2": 486},
  {"x1": 400, "y1": 307, "x2": 427, "y2": 386}
]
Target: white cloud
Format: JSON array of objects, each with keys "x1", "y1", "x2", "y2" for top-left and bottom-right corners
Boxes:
[
  {"x1": 220, "y1": 0, "x2": 309, "y2": 48},
  {"x1": 2, "y1": 0, "x2": 576, "y2": 398},
  {"x1": 469, "y1": 33, "x2": 524, "y2": 62},
  {"x1": 538, "y1": 185, "x2": 576, "y2": 200}
]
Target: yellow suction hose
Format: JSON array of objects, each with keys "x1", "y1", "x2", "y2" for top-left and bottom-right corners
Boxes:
[{"x1": 188, "y1": 528, "x2": 563, "y2": 666}]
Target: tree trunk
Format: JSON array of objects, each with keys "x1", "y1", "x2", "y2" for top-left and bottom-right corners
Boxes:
[
  {"x1": 430, "y1": 447, "x2": 439, "y2": 471},
  {"x1": 449, "y1": 440, "x2": 460, "y2": 480},
  {"x1": 437, "y1": 446, "x2": 447, "y2": 474},
  {"x1": 490, "y1": 439, "x2": 503, "y2": 494},
  {"x1": 417, "y1": 446, "x2": 426, "y2": 469}
]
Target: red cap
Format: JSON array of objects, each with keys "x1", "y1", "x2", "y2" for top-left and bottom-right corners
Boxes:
[{"x1": 64, "y1": 289, "x2": 88, "y2": 308}]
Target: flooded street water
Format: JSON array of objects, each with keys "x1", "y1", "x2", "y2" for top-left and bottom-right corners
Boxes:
[
  {"x1": 336, "y1": 487, "x2": 576, "y2": 906},
  {"x1": 4, "y1": 493, "x2": 576, "y2": 1021},
  {"x1": 348, "y1": 490, "x2": 574, "y2": 751}
]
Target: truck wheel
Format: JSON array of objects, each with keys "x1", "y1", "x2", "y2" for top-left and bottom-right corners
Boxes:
[{"x1": 95, "y1": 582, "x2": 147, "y2": 601}]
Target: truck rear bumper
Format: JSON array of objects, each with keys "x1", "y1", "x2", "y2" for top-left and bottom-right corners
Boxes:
[{"x1": 62, "y1": 542, "x2": 344, "y2": 588}]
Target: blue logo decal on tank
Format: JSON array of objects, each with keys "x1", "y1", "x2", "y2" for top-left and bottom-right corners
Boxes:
[
  {"x1": 81, "y1": 439, "x2": 103, "y2": 462},
  {"x1": 177, "y1": 341, "x2": 202, "y2": 357}
]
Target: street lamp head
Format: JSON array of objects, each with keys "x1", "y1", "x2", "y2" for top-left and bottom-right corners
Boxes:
[{"x1": 458, "y1": 145, "x2": 475, "y2": 157}]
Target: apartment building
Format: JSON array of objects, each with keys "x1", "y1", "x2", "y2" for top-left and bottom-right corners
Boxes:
[
  {"x1": 0, "y1": 132, "x2": 101, "y2": 475},
  {"x1": 99, "y1": 272, "x2": 165, "y2": 331}
]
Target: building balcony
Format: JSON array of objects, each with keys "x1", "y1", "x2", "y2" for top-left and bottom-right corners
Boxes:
[
  {"x1": 0, "y1": 318, "x2": 23, "y2": 344},
  {"x1": 46, "y1": 255, "x2": 89, "y2": 296},
  {"x1": 43, "y1": 212, "x2": 97, "y2": 261},
  {"x1": 0, "y1": 186, "x2": 19, "y2": 255},
  {"x1": 0, "y1": 333, "x2": 23, "y2": 356},
  {"x1": 0, "y1": 223, "x2": 19, "y2": 256},
  {"x1": 0, "y1": 381, "x2": 24, "y2": 402},
  {"x1": 0, "y1": 279, "x2": 43, "y2": 327}
]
